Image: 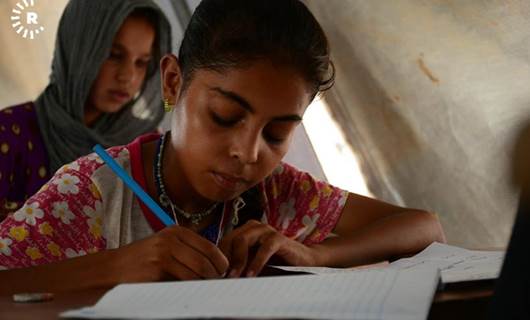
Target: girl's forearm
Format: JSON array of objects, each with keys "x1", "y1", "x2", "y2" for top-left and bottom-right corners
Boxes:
[{"x1": 310, "y1": 211, "x2": 445, "y2": 268}]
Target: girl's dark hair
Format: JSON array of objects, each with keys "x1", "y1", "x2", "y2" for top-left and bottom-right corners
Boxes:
[
  {"x1": 178, "y1": 0, "x2": 334, "y2": 97},
  {"x1": 129, "y1": 8, "x2": 162, "y2": 78}
]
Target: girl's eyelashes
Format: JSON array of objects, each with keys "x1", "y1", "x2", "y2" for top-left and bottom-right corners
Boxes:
[
  {"x1": 210, "y1": 109, "x2": 289, "y2": 145},
  {"x1": 210, "y1": 111, "x2": 240, "y2": 127},
  {"x1": 108, "y1": 49, "x2": 150, "y2": 68},
  {"x1": 109, "y1": 51, "x2": 122, "y2": 60},
  {"x1": 264, "y1": 123, "x2": 293, "y2": 145},
  {"x1": 264, "y1": 133, "x2": 285, "y2": 145},
  {"x1": 135, "y1": 59, "x2": 151, "y2": 68}
]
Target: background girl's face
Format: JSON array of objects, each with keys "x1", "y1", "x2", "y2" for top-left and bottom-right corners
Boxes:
[
  {"x1": 85, "y1": 15, "x2": 155, "y2": 125},
  {"x1": 168, "y1": 60, "x2": 313, "y2": 202}
]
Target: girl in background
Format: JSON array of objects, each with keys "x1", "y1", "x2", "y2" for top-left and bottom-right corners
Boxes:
[{"x1": 0, "y1": 0, "x2": 171, "y2": 218}]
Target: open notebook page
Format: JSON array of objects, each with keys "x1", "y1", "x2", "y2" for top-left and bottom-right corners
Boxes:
[
  {"x1": 390, "y1": 242, "x2": 504, "y2": 283},
  {"x1": 61, "y1": 266, "x2": 438, "y2": 320}
]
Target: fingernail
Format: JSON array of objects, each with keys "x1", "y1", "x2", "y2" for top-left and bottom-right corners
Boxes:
[
  {"x1": 228, "y1": 269, "x2": 238, "y2": 278},
  {"x1": 246, "y1": 270, "x2": 255, "y2": 277}
]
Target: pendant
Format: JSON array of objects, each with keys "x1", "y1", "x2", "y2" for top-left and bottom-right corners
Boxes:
[
  {"x1": 159, "y1": 194, "x2": 170, "y2": 207},
  {"x1": 191, "y1": 216, "x2": 201, "y2": 225}
]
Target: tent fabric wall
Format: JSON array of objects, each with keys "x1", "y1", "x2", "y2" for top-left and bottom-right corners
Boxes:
[
  {"x1": 0, "y1": 0, "x2": 67, "y2": 108},
  {"x1": 304, "y1": 0, "x2": 530, "y2": 247}
]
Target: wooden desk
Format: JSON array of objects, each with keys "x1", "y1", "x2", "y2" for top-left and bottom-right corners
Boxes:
[
  {"x1": 0, "y1": 282, "x2": 494, "y2": 320},
  {"x1": 429, "y1": 281, "x2": 495, "y2": 320},
  {"x1": 0, "y1": 289, "x2": 105, "y2": 320}
]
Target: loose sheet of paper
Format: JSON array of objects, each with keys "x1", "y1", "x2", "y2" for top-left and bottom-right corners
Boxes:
[
  {"x1": 269, "y1": 261, "x2": 389, "y2": 275},
  {"x1": 61, "y1": 266, "x2": 438, "y2": 320},
  {"x1": 390, "y1": 242, "x2": 504, "y2": 283}
]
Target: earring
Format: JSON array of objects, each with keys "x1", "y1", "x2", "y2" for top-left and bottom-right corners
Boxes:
[{"x1": 163, "y1": 99, "x2": 172, "y2": 112}]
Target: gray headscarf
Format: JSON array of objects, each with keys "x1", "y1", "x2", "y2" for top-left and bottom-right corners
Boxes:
[{"x1": 35, "y1": 0, "x2": 172, "y2": 173}]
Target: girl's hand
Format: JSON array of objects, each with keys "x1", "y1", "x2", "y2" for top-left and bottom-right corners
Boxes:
[
  {"x1": 108, "y1": 225, "x2": 229, "y2": 282},
  {"x1": 219, "y1": 220, "x2": 321, "y2": 277}
]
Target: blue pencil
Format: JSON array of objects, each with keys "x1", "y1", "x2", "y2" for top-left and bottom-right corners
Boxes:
[{"x1": 93, "y1": 144, "x2": 175, "y2": 227}]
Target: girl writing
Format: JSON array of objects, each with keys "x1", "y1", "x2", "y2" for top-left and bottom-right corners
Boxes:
[{"x1": 0, "y1": 0, "x2": 444, "y2": 294}]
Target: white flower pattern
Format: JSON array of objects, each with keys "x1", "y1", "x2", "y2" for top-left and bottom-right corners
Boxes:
[
  {"x1": 62, "y1": 161, "x2": 80, "y2": 172},
  {"x1": 52, "y1": 173, "x2": 80, "y2": 194},
  {"x1": 86, "y1": 152, "x2": 104, "y2": 164},
  {"x1": 0, "y1": 237, "x2": 13, "y2": 256},
  {"x1": 83, "y1": 201, "x2": 103, "y2": 235},
  {"x1": 52, "y1": 201, "x2": 75, "y2": 225},
  {"x1": 83, "y1": 201, "x2": 102, "y2": 220},
  {"x1": 296, "y1": 214, "x2": 320, "y2": 242},
  {"x1": 13, "y1": 202, "x2": 44, "y2": 226},
  {"x1": 65, "y1": 248, "x2": 87, "y2": 258},
  {"x1": 279, "y1": 198, "x2": 297, "y2": 230}
]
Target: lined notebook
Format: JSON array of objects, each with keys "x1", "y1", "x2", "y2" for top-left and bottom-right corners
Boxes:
[
  {"x1": 390, "y1": 242, "x2": 504, "y2": 283},
  {"x1": 61, "y1": 266, "x2": 438, "y2": 320}
]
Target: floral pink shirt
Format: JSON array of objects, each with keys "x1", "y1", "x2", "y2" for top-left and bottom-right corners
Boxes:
[{"x1": 0, "y1": 134, "x2": 348, "y2": 269}]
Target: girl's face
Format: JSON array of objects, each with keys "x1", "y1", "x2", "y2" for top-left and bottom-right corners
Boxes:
[
  {"x1": 163, "y1": 57, "x2": 313, "y2": 202},
  {"x1": 85, "y1": 15, "x2": 155, "y2": 125}
]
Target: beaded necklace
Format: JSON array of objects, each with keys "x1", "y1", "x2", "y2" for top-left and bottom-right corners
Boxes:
[{"x1": 154, "y1": 132, "x2": 218, "y2": 225}]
